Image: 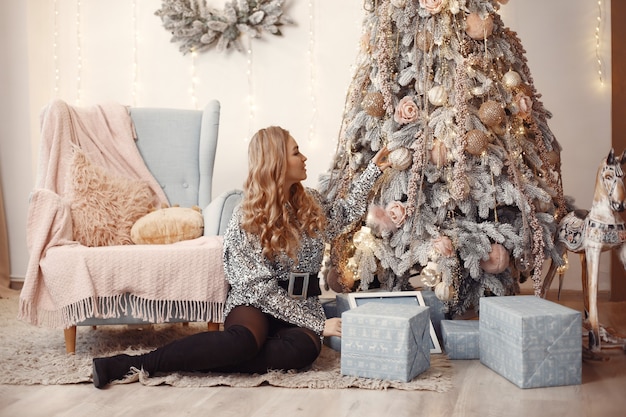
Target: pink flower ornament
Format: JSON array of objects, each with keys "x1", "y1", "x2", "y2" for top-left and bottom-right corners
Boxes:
[
  {"x1": 419, "y1": 0, "x2": 446, "y2": 14},
  {"x1": 366, "y1": 203, "x2": 396, "y2": 234},
  {"x1": 432, "y1": 235, "x2": 454, "y2": 257},
  {"x1": 385, "y1": 201, "x2": 408, "y2": 227},
  {"x1": 394, "y1": 96, "x2": 419, "y2": 125},
  {"x1": 513, "y1": 92, "x2": 532, "y2": 119},
  {"x1": 465, "y1": 12, "x2": 494, "y2": 40}
]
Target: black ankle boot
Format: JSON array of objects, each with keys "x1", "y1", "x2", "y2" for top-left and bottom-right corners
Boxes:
[{"x1": 92, "y1": 354, "x2": 142, "y2": 389}]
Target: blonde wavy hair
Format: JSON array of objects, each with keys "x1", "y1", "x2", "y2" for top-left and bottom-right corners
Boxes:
[{"x1": 241, "y1": 126, "x2": 326, "y2": 262}]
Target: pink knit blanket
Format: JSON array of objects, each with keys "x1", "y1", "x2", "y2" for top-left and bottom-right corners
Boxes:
[{"x1": 19, "y1": 100, "x2": 228, "y2": 329}]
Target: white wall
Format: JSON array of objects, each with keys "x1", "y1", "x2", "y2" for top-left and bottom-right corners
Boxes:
[
  {"x1": 0, "y1": 0, "x2": 34, "y2": 285},
  {"x1": 0, "y1": 0, "x2": 613, "y2": 293}
]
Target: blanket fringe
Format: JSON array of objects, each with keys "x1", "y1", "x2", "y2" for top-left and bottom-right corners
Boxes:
[{"x1": 18, "y1": 295, "x2": 224, "y2": 329}]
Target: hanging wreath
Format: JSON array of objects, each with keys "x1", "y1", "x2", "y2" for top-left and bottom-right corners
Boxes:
[{"x1": 155, "y1": 0, "x2": 294, "y2": 55}]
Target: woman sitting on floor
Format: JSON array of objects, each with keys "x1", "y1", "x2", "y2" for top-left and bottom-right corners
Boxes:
[{"x1": 92, "y1": 126, "x2": 389, "y2": 388}]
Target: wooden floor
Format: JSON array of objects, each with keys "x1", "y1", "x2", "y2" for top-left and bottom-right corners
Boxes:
[{"x1": 1, "y1": 294, "x2": 625, "y2": 417}]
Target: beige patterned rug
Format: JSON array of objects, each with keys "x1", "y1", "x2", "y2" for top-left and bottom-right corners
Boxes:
[{"x1": 0, "y1": 296, "x2": 452, "y2": 391}]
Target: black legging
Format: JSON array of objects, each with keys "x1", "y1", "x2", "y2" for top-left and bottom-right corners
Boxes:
[{"x1": 138, "y1": 305, "x2": 322, "y2": 375}]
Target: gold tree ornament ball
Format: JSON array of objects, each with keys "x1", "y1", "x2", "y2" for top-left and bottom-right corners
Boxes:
[
  {"x1": 325, "y1": 267, "x2": 342, "y2": 293},
  {"x1": 434, "y1": 281, "x2": 455, "y2": 301},
  {"x1": 464, "y1": 129, "x2": 489, "y2": 156},
  {"x1": 465, "y1": 13, "x2": 494, "y2": 40},
  {"x1": 415, "y1": 30, "x2": 434, "y2": 51},
  {"x1": 503, "y1": 69, "x2": 522, "y2": 89},
  {"x1": 362, "y1": 92, "x2": 386, "y2": 118},
  {"x1": 420, "y1": 261, "x2": 442, "y2": 287},
  {"x1": 428, "y1": 85, "x2": 448, "y2": 106},
  {"x1": 478, "y1": 100, "x2": 506, "y2": 127},
  {"x1": 480, "y1": 243, "x2": 510, "y2": 274},
  {"x1": 389, "y1": 147, "x2": 413, "y2": 170}
]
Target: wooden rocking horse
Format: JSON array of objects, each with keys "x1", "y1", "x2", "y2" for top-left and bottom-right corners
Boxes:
[{"x1": 542, "y1": 148, "x2": 626, "y2": 353}]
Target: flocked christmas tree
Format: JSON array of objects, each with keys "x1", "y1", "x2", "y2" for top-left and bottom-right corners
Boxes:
[{"x1": 320, "y1": 0, "x2": 567, "y2": 317}]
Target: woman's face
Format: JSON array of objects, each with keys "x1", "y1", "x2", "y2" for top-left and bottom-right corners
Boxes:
[{"x1": 284, "y1": 135, "x2": 307, "y2": 186}]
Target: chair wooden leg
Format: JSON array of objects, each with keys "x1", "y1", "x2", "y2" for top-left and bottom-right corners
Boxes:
[
  {"x1": 207, "y1": 322, "x2": 219, "y2": 331},
  {"x1": 64, "y1": 326, "x2": 77, "y2": 354}
]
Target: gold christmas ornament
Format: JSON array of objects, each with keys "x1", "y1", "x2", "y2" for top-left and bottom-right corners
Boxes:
[
  {"x1": 326, "y1": 267, "x2": 346, "y2": 293},
  {"x1": 465, "y1": 12, "x2": 494, "y2": 40},
  {"x1": 434, "y1": 281, "x2": 455, "y2": 301},
  {"x1": 428, "y1": 85, "x2": 448, "y2": 106},
  {"x1": 464, "y1": 129, "x2": 489, "y2": 156},
  {"x1": 389, "y1": 147, "x2": 413, "y2": 170},
  {"x1": 503, "y1": 69, "x2": 522, "y2": 89},
  {"x1": 420, "y1": 261, "x2": 442, "y2": 287},
  {"x1": 415, "y1": 30, "x2": 434, "y2": 51},
  {"x1": 430, "y1": 139, "x2": 448, "y2": 167},
  {"x1": 362, "y1": 92, "x2": 386, "y2": 118},
  {"x1": 353, "y1": 226, "x2": 375, "y2": 250},
  {"x1": 480, "y1": 243, "x2": 510, "y2": 274},
  {"x1": 478, "y1": 100, "x2": 506, "y2": 127}
]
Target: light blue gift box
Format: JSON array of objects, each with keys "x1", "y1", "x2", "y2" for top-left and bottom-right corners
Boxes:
[
  {"x1": 341, "y1": 302, "x2": 431, "y2": 382},
  {"x1": 336, "y1": 290, "x2": 445, "y2": 341},
  {"x1": 441, "y1": 320, "x2": 480, "y2": 359},
  {"x1": 479, "y1": 296, "x2": 582, "y2": 389}
]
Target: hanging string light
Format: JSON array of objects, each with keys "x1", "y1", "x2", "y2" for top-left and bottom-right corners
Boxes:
[
  {"x1": 53, "y1": 0, "x2": 59, "y2": 97},
  {"x1": 190, "y1": 49, "x2": 199, "y2": 110},
  {"x1": 75, "y1": 0, "x2": 83, "y2": 105},
  {"x1": 307, "y1": 0, "x2": 317, "y2": 143},
  {"x1": 246, "y1": 38, "x2": 256, "y2": 141},
  {"x1": 594, "y1": 0, "x2": 605, "y2": 86},
  {"x1": 132, "y1": 0, "x2": 139, "y2": 106}
]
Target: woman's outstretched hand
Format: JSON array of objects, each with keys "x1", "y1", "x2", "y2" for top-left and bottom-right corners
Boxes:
[
  {"x1": 373, "y1": 146, "x2": 391, "y2": 171},
  {"x1": 323, "y1": 318, "x2": 342, "y2": 337}
]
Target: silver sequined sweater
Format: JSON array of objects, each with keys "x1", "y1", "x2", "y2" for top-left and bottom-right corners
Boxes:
[{"x1": 222, "y1": 161, "x2": 382, "y2": 336}]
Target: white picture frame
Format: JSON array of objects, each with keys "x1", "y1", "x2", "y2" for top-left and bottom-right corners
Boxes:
[{"x1": 346, "y1": 291, "x2": 442, "y2": 354}]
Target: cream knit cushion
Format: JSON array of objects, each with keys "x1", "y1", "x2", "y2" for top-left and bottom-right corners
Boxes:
[{"x1": 131, "y1": 206, "x2": 204, "y2": 244}]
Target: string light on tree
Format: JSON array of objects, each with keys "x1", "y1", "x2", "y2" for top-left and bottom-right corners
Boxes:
[{"x1": 189, "y1": 49, "x2": 199, "y2": 110}]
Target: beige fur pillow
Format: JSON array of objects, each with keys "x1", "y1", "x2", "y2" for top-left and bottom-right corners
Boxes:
[
  {"x1": 69, "y1": 149, "x2": 156, "y2": 247},
  {"x1": 131, "y1": 206, "x2": 204, "y2": 244}
]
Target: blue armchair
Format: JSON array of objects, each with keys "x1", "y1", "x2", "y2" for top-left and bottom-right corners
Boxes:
[{"x1": 21, "y1": 100, "x2": 243, "y2": 353}]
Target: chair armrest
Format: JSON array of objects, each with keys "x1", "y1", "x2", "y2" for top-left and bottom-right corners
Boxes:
[{"x1": 203, "y1": 189, "x2": 243, "y2": 236}]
